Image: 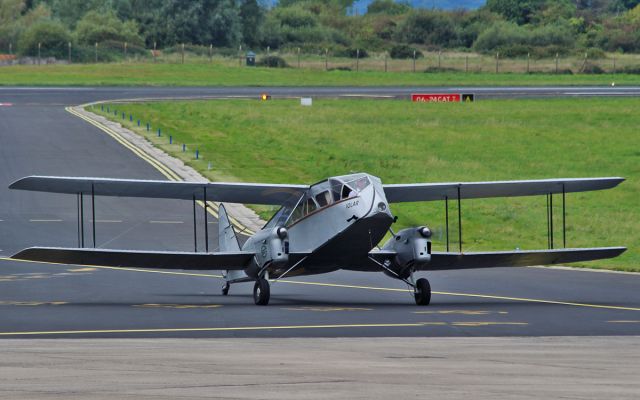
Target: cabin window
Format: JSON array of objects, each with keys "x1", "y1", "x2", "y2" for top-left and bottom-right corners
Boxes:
[
  {"x1": 306, "y1": 198, "x2": 317, "y2": 214},
  {"x1": 341, "y1": 184, "x2": 354, "y2": 199},
  {"x1": 290, "y1": 201, "x2": 304, "y2": 223},
  {"x1": 315, "y1": 191, "x2": 331, "y2": 207}
]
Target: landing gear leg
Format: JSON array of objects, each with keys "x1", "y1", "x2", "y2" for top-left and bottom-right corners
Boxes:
[
  {"x1": 414, "y1": 277, "x2": 431, "y2": 306},
  {"x1": 221, "y1": 282, "x2": 230, "y2": 296},
  {"x1": 253, "y1": 277, "x2": 270, "y2": 306}
]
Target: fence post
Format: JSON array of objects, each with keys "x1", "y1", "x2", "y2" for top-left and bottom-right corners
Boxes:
[
  {"x1": 68, "y1": 42, "x2": 71, "y2": 64},
  {"x1": 325, "y1": 48, "x2": 328, "y2": 71},
  {"x1": 465, "y1": 55, "x2": 468, "y2": 73},
  {"x1": 239, "y1": 45, "x2": 242, "y2": 67},
  {"x1": 153, "y1": 41, "x2": 157, "y2": 63},
  {"x1": 123, "y1": 42, "x2": 127, "y2": 60},
  {"x1": 95, "y1": 42, "x2": 98, "y2": 63},
  {"x1": 8, "y1": 42, "x2": 11, "y2": 55},
  {"x1": 209, "y1": 44, "x2": 212, "y2": 63},
  {"x1": 38, "y1": 42, "x2": 41, "y2": 65},
  {"x1": 527, "y1": 52, "x2": 530, "y2": 73},
  {"x1": 412, "y1": 50, "x2": 416, "y2": 72},
  {"x1": 555, "y1": 53, "x2": 559, "y2": 74},
  {"x1": 297, "y1": 47, "x2": 300, "y2": 68},
  {"x1": 356, "y1": 49, "x2": 359, "y2": 72},
  {"x1": 495, "y1": 52, "x2": 499, "y2": 73},
  {"x1": 181, "y1": 43, "x2": 185, "y2": 64},
  {"x1": 267, "y1": 45, "x2": 270, "y2": 57},
  {"x1": 384, "y1": 53, "x2": 388, "y2": 72},
  {"x1": 613, "y1": 54, "x2": 616, "y2": 74},
  {"x1": 438, "y1": 50, "x2": 441, "y2": 69}
]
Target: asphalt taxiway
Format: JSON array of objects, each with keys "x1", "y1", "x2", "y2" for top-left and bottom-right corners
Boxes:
[{"x1": 0, "y1": 86, "x2": 638, "y2": 338}]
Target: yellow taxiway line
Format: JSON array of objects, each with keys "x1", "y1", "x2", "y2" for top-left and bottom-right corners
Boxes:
[
  {"x1": 65, "y1": 106, "x2": 253, "y2": 235},
  {"x1": 0, "y1": 322, "x2": 443, "y2": 336},
  {"x1": 1, "y1": 256, "x2": 639, "y2": 312}
]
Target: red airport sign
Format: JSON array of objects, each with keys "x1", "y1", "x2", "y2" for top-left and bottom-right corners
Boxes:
[{"x1": 411, "y1": 93, "x2": 474, "y2": 103}]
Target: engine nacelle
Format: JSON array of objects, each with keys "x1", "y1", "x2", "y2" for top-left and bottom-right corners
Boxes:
[
  {"x1": 244, "y1": 226, "x2": 289, "y2": 279},
  {"x1": 380, "y1": 226, "x2": 432, "y2": 278}
]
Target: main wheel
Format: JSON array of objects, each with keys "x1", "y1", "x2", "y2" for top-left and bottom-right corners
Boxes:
[
  {"x1": 414, "y1": 278, "x2": 431, "y2": 306},
  {"x1": 221, "y1": 282, "x2": 230, "y2": 296},
  {"x1": 253, "y1": 278, "x2": 270, "y2": 306}
]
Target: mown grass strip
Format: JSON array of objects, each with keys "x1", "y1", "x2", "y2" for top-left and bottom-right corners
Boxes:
[{"x1": 2, "y1": 62, "x2": 640, "y2": 86}]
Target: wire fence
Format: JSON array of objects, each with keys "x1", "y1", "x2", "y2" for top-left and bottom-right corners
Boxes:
[{"x1": 2, "y1": 41, "x2": 640, "y2": 74}]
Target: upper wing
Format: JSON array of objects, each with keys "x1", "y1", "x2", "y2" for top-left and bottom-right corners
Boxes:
[
  {"x1": 368, "y1": 247, "x2": 626, "y2": 271},
  {"x1": 383, "y1": 177, "x2": 624, "y2": 203},
  {"x1": 9, "y1": 176, "x2": 308, "y2": 205},
  {"x1": 11, "y1": 247, "x2": 255, "y2": 270}
]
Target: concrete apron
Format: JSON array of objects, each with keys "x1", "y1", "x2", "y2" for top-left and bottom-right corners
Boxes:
[{"x1": 1, "y1": 337, "x2": 638, "y2": 399}]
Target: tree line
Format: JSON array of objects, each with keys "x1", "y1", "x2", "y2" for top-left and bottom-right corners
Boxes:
[{"x1": 1, "y1": 0, "x2": 640, "y2": 62}]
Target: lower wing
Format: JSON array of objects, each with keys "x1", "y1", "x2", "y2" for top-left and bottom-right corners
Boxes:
[
  {"x1": 369, "y1": 247, "x2": 626, "y2": 271},
  {"x1": 11, "y1": 247, "x2": 255, "y2": 270}
]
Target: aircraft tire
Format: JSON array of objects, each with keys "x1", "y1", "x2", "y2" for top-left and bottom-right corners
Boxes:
[
  {"x1": 222, "y1": 282, "x2": 230, "y2": 296},
  {"x1": 414, "y1": 278, "x2": 431, "y2": 306},
  {"x1": 253, "y1": 278, "x2": 270, "y2": 306}
]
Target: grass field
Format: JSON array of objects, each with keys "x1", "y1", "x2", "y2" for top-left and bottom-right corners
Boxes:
[
  {"x1": 91, "y1": 98, "x2": 639, "y2": 272},
  {"x1": 2, "y1": 62, "x2": 640, "y2": 86}
]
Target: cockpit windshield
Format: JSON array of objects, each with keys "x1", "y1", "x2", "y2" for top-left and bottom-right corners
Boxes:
[
  {"x1": 330, "y1": 175, "x2": 370, "y2": 201},
  {"x1": 263, "y1": 174, "x2": 372, "y2": 229}
]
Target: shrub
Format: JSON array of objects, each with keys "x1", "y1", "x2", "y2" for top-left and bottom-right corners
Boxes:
[
  {"x1": 75, "y1": 10, "x2": 142, "y2": 46},
  {"x1": 389, "y1": 44, "x2": 423, "y2": 59},
  {"x1": 257, "y1": 55, "x2": 289, "y2": 68},
  {"x1": 328, "y1": 66, "x2": 352, "y2": 71},
  {"x1": 333, "y1": 47, "x2": 368, "y2": 58},
  {"x1": 581, "y1": 62, "x2": 605, "y2": 74},
  {"x1": 394, "y1": 11, "x2": 458, "y2": 48},
  {"x1": 621, "y1": 65, "x2": 640, "y2": 74},
  {"x1": 474, "y1": 21, "x2": 575, "y2": 56},
  {"x1": 18, "y1": 20, "x2": 71, "y2": 59}
]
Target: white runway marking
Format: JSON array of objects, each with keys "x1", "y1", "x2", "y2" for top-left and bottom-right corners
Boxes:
[
  {"x1": 29, "y1": 219, "x2": 63, "y2": 222},
  {"x1": 149, "y1": 220, "x2": 184, "y2": 224}
]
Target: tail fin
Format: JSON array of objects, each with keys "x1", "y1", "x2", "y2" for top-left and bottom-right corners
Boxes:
[
  {"x1": 219, "y1": 203, "x2": 241, "y2": 252},
  {"x1": 218, "y1": 203, "x2": 247, "y2": 283}
]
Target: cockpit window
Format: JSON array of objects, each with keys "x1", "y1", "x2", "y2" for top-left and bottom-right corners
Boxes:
[
  {"x1": 331, "y1": 176, "x2": 370, "y2": 201},
  {"x1": 285, "y1": 195, "x2": 322, "y2": 226},
  {"x1": 315, "y1": 191, "x2": 331, "y2": 207},
  {"x1": 306, "y1": 198, "x2": 317, "y2": 214}
]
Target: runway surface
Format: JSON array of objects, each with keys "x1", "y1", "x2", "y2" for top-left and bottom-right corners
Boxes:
[{"x1": 0, "y1": 86, "x2": 638, "y2": 338}]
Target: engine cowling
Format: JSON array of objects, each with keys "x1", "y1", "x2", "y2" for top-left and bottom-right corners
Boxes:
[
  {"x1": 380, "y1": 226, "x2": 432, "y2": 278},
  {"x1": 244, "y1": 226, "x2": 289, "y2": 279}
]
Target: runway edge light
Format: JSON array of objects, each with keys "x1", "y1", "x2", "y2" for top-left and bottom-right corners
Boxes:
[{"x1": 261, "y1": 93, "x2": 271, "y2": 101}]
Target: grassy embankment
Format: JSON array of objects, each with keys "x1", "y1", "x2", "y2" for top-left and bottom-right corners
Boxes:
[
  {"x1": 3, "y1": 62, "x2": 640, "y2": 86},
  {"x1": 91, "y1": 98, "x2": 639, "y2": 272}
]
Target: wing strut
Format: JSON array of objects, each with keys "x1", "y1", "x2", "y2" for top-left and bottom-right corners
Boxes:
[
  {"x1": 444, "y1": 196, "x2": 449, "y2": 252},
  {"x1": 457, "y1": 186, "x2": 462, "y2": 253},
  {"x1": 546, "y1": 186, "x2": 568, "y2": 250},
  {"x1": 75, "y1": 186, "x2": 97, "y2": 249},
  {"x1": 192, "y1": 194, "x2": 197, "y2": 252},
  {"x1": 204, "y1": 187, "x2": 209, "y2": 253},
  {"x1": 91, "y1": 183, "x2": 96, "y2": 248},
  {"x1": 77, "y1": 192, "x2": 84, "y2": 248}
]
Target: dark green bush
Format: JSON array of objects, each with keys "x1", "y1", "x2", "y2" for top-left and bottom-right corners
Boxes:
[
  {"x1": 333, "y1": 47, "x2": 368, "y2": 58},
  {"x1": 18, "y1": 20, "x2": 71, "y2": 59},
  {"x1": 389, "y1": 44, "x2": 423, "y2": 59},
  {"x1": 394, "y1": 11, "x2": 458, "y2": 48},
  {"x1": 581, "y1": 62, "x2": 605, "y2": 74},
  {"x1": 257, "y1": 55, "x2": 289, "y2": 68}
]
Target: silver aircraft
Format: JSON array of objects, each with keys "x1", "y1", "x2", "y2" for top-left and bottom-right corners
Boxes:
[{"x1": 9, "y1": 173, "x2": 626, "y2": 305}]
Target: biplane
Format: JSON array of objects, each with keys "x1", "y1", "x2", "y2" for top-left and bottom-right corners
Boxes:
[{"x1": 9, "y1": 173, "x2": 626, "y2": 305}]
